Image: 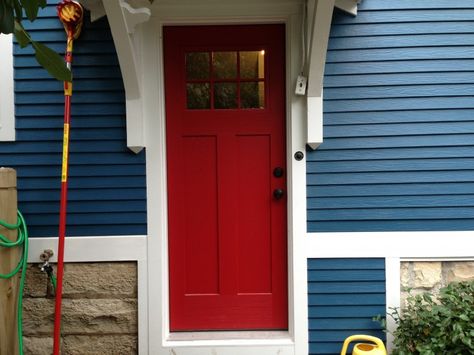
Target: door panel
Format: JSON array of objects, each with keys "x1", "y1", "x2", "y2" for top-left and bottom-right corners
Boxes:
[{"x1": 164, "y1": 25, "x2": 287, "y2": 331}]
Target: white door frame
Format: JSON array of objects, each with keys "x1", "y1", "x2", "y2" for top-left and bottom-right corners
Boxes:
[{"x1": 141, "y1": 1, "x2": 309, "y2": 354}]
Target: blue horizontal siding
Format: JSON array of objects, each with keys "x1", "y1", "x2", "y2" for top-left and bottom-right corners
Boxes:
[
  {"x1": 308, "y1": 258, "x2": 385, "y2": 355},
  {"x1": 5, "y1": 1, "x2": 147, "y2": 237},
  {"x1": 309, "y1": 0, "x2": 474, "y2": 232}
]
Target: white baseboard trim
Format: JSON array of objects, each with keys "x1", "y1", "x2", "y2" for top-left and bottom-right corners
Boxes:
[
  {"x1": 306, "y1": 231, "x2": 474, "y2": 258},
  {"x1": 27, "y1": 235, "x2": 147, "y2": 262}
]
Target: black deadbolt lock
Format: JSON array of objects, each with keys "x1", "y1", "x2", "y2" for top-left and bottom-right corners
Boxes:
[
  {"x1": 294, "y1": 151, "x2": 304, "y2": 161},
  {"x1": 273, "y1": 167, "x2": 284, "y2": 178}
]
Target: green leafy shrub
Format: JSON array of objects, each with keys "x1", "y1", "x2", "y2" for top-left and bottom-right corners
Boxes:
[{"x1": 382, "y1": 280, "x2": 474, "y2": 355}]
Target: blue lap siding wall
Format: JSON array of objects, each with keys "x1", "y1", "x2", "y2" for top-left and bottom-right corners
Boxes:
[
  {"x1": 7, "y1": 2, "x2": 147, "y2": 237},
  {"x1": 307, "y1": 0, "x2": 474, "y2": 232},
  {"x1": 308, "y1": 258, "x2": 386, "y2": 355}
]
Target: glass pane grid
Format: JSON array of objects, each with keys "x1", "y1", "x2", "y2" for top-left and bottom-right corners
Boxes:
[{"x1": 185, "y1": 50, "x2": 265, "y2": 110}]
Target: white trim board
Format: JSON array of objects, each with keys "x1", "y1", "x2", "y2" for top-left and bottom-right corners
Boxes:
[
  {"x1": 306, "y1": 231, "x2": 474, "y2": 258},
  {"x1": 0, "y1": 33, "x2": 15, "y2": 141},
  {"x1": 27, "y1": 235, "x2": 149, "y2": 355}
]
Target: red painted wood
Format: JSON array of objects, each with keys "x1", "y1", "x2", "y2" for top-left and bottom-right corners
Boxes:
[{"x1": 165, "y1": 25, "x2": 287, "y2": 331}]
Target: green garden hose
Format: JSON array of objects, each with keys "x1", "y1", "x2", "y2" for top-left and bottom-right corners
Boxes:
[{"x1": 0, "y1": 211, "x2": 28, "y2": 355}]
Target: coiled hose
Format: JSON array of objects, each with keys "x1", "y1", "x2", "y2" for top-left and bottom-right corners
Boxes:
[{"x1": 0, "y1": 211, "x2": 28, "y2": 355}]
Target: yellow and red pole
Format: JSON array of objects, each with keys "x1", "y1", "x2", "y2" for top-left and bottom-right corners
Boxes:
[{"x1": 54, "y1": 2, "x2": 83, "y2": 354}]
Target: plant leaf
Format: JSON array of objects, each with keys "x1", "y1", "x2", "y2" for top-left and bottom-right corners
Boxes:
[
  {"x1": 38, "y1": 0, "x2": 46, "y2": 8},
  {"x1": 14, "y1": 21, "x2": 30, "y2": 48},
  {"x1": 20, "y1": 0, "x2": 39, "y2": 22},
  {"x1": 13, "y1": 0, "x2": 22, "y2": 20},
  {"x1": 0, "y1": 2, "x2": 15, "y2": 34},
  {"x1": 32, "y1": 40, "x2": 72, "y2": 82}
]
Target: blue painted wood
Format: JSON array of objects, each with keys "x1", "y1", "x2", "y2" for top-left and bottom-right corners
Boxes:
[
  {"x1": 309, "y1": 306, "x2": 386, "y2": 318},
  {"x1": 307, "y1": 170, "x2": 474, "y2": 185},
  {"x1": 7, "y1": 10, "x2": 147, "y2": 237},
  {"x1": 15, "y1": 67, "x2": 123, "y2": 79},
  {"x1": 1, "y1": 153, "x2": 144, "y2": 165},
  {"x1": 18, "y1": 176, "x2": 146, "y2": 189},
  {"x1": 352, "y1": 0, "x2": 474, "y2": 10},
  {"x1": 330, "y1": 22, "x2": 474, "y2": 37},
  {"x1": 19, "y1": 201, "x2": 146, "y2": 214},
  {"x1": 308, "y1": 270, "x2": 386, "y2": 282},
  {"x1": 308, "y1": 195, "x2": 474, "y2": 209},
  {"x1": 308, "y1": 146, "x2": 474, "y2": 161},
  {"x1": 308, "y1": 219, "x2": 474, "y2": 232},
  {"x1": 19, "y1": 188, "x2": 146, "y2": 202},
  {"x1": 325, "y1": 85, "x2": 474, "y2": 100},
  {"x1": 333, "y1": 10, "x2": 474, "y2": 24},
  {"x1": 308, "y1": 207, "x2": 474, "y2": 221},
  {"x1": 308, "y1": 258, "x2": 385, "y2": 355},
  {"x1": 306, "y1": 0, "x2": 474, "y2": 232},
  {"x1": 323, "y1": 110, "x2": 474, "y2": 125},
  {"x1": 325, "y1": 73, "x2": 474, "y2": 87},
  {"x1": 324, "y1": 97, "x2": 474, "y2": 113},
  {"x1": 15, "y1": 79, "x2": 124, "y2": 92},
  {"x1": 17, "y1": 117, "x2": 127, "y2": 129},
  {"x1": 314, "y1": 134, "x2": 474, "y2": 150},
  {"x1": 308, "y1": 281, "x2": 386, "y2": 294},
  {"x1": 328, "y1": 34, "x2": 474, "y2": 50},
  {"x1": 15, "y1": 55, "x2": 120, "y2": 67},
  {"x1": 325, "y1": 60, "x2": 474, "y2": 75},
  {"x1": 308, "y1": 258, "x2": 385, "y2": 270},
  {"x1": 327, "y1": 47, "x2": 474, "y2": 63},
  {"x1": 15, "y1": 165, "x2": 145, "y2": 177},
  {"x1": 307, "y1": 158, "x2": 474, "y2": 173},
  {"x1": 14, "y1": 41, "x2": 117, "y2": 55},
  {"x1": 16, "y1": 91, "x2": 125, "y2": 104},
  {"x1": 310, "y1": 329, "x2": 385, "y2": 342},
  {"x1": 324, "y1": 122, "x2": 474, "y2": 138},
  {"x1": 308, "y1": 183, "x2": 474, "y2": 197}
]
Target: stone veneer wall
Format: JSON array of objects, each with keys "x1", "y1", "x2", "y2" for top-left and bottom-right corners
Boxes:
[
  {"x1": 23, "y1": 262, "x2": 138, "y2": 355},
  {"x1": 400, "y1": 261, "x2": 474, "y2": 306}
]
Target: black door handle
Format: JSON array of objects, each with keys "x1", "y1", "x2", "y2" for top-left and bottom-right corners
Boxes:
[{"x1": 273, "y1": 188, "x2": 284, "y2": 200}]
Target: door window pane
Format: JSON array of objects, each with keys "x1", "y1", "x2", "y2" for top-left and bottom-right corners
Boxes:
[
  {"x1": 241, "y1": 82, "x2": 265, "y2": 109},
  {"x1": 240, "y1": 51, "x2": 265, "y2": 79},
  {"x1": 187, "y1": 83, "x2": 210, "y2": 109},
  {"x1": 186, "y1": 52, "x2": 210, "y2": 80},
  {"x1": 214, "y1": 83, "x2": 237, "y2": 109},
  {"x1": 213, "y1": 52, "x2": 237, "y2": 79}
]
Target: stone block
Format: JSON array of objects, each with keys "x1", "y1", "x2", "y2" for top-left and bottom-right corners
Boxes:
[
  {"x1": 23, "y1": 336, "x2": 52, "y2": 355},
  {"x1": 63, "y1": 262, "x2": 137, "y2": 298},
  {"x1": 23, "y1": 335, "x2": 137, "y2": 355},
  {"x1": 400, "y1": 262, "x2": 411, "y2": 288},
  {"x1": 62, "y1": 335, "x2": 138, "y2": 355},
  {"x1": 446, "y1": 261, "x2": 474, "y2": 283},
  {"x1": 412, "y1": 262, "x2": 442, "y2": 289},
  {"x1": 23, "y1": 298, "x2": 137, "y2": 336},
  {"x1": 24, "y1": 265, "x2": 49, "y2": 298}
]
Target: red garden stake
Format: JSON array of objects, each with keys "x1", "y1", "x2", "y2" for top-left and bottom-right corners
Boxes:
[{"x1": 54, "y1": 2, "x2": 83, "y2": 354}]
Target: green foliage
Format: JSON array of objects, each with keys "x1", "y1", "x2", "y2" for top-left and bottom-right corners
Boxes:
[
  {"x1": 1, "y1": 0, "x2": 72, "y2": 81},
  {"x1": 379, "y1": 281, "x2": 474, "y2": 354}
]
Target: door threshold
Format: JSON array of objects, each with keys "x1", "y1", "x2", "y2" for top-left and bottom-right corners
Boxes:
[{"x1": 167, "y1": 330, "x2": 291, "y2": 342}]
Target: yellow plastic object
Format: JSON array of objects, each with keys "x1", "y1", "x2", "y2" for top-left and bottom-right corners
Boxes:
[{"x1": 340, "y1": 335, "x2": 387, "y2": 355}]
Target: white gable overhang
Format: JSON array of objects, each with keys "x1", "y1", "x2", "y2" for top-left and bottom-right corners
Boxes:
[{"x1": 80, "y1": 0, "x2": 359, "y2": 152}]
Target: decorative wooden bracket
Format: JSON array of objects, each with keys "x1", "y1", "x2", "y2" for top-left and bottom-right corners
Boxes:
[
  {"x1": 335, "y1": 0, "x2": 360, "y2": 16},
  {"x1": 306, "y1": 0, "x2": 335, "y2": 150},
  {"x1": 306, "y1": 0, "x2": 359, "y2": 149},
  {"x1": 81, "y1": 0, "x2": 151, "y2": 153}
]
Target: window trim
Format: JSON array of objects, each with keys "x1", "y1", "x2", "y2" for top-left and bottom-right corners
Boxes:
[{"x1": 0, "y1": 33, "x2": 15, "y2": 141}]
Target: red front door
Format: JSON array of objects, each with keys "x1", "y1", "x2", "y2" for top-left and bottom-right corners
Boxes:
[{"x1": 164, "y1": 25, "x2": 287, "y2": 331}]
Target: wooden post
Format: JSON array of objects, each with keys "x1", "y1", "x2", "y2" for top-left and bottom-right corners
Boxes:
[{"x1": 0, "y1": 168, "x2": 19, "y2": 355}]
